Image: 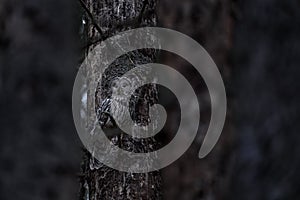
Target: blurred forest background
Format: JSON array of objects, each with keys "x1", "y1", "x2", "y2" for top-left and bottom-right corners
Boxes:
[{"x1": 0, "y1": 0, "x2": 300, "y2": 199}]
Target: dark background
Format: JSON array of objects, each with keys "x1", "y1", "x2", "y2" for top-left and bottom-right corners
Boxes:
[
  {"x1": 0, "y1": 0, "x2": 81, "y2": 199},
  {"x1": 0, "y1": 0, "x2": 299, "y2": 199}
]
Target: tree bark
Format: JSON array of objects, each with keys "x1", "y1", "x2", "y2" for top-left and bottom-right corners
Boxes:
[{"x1": 78, "y1": 0, "x2": 162, "y2": 199}]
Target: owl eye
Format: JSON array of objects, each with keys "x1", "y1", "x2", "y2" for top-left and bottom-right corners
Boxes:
[
  {"x1": 111, "y1": 80, "x2": 118, "y2": 89},
  {"x1": 120, "y1": 79, "x2": 131, "y2": 89}
]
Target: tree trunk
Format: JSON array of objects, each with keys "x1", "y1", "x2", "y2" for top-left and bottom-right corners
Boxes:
[{"x1": 78, "y1": 0, "x2": 162, "y2": 199}]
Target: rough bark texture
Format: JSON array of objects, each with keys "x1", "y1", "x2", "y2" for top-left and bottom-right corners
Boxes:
[{"x1": 78, "y1": 0, "x2": 162, "y2": 199}]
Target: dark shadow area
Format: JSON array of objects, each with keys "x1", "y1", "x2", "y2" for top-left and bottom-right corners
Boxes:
[{"x1": 0, "y1": 0, "x2": 82, "y2": 199}]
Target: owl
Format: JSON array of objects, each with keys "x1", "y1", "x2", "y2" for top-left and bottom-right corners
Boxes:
[{"x1": 96, "y1": 56, "x2": 158, "y2": 135}]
